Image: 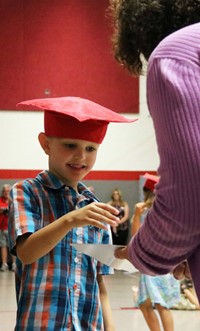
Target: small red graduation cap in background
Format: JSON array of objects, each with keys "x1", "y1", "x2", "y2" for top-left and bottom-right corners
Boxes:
[
  {"x1": 143, "y1": 173, "x2": 159, "y2": 192},
  {"x1": 16, "y1": 96, "x2": 137, "y2": 144}
]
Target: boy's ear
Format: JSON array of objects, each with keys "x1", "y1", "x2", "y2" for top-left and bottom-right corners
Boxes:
[{"x1": 38, "y1": 132, "x2": 50, "y2": 155}]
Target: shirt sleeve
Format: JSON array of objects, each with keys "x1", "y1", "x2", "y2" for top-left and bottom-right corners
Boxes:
[
  {"x1": 8, "y1": 180, "x2": 41, "y2": 255},
  {"x1": 128, "y1": 56, "x2": 200, "y2": 275}
]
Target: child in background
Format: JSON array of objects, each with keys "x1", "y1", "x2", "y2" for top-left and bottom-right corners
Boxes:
[
  {"x1": 180, "y1": 279, "x2": 199, "y2": 309},
  {"x1": 8, "y1": 96, "x2": 135, "y2": 331},
  {"x1": 131, "y1": 173, "x2": 180, "y2": 331},
  {"x1": 173, "y1": 278, "x2": 200, "y2": 311}
]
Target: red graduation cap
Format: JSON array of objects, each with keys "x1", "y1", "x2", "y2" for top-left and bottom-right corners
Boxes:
[
  {"x1": 143, "y1": 173, "x2": 159, "y2": 192},
  {"x1": 16, "y1": 96, "x2": 136, "y2": 144}
]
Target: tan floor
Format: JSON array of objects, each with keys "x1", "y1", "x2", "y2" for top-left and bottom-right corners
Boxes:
[{"x1": 0, "y1": 270, "x2": 200, "y2": 331}]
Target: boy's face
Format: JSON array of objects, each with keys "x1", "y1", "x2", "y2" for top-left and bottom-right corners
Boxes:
[{"x1": 39, "y1": 133, "x2": 99, "y2": 189}]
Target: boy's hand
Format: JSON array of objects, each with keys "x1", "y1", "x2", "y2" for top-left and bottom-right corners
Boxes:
[
  {"x1": 70, "y1": 202, "x2": 120, "y2": 230},
  {"x1": 16, "y1": 202, "x2": 120, "y2": 265},
  {"x1": 134, "y1": 202, "x2": 146, "y2": 216}
]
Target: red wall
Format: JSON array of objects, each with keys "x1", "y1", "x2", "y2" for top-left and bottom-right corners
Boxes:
[
  {"x1": 0, "y1": 170, "x2": 156, "y2": 181},
  {"x1": 0, "y1": 0, "x2": 139, "y2": 113}
]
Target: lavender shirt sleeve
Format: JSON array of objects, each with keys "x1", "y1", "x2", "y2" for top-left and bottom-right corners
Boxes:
[{"x1": 128, "y1": 24, "x2": 200, "y2": 278}]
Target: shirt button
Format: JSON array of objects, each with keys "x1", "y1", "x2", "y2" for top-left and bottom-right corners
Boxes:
[
  {"x1": 74, "y1": 257, "x2": 79, "y2": 263},
  {"x1": 73, "y1": 284, "x2": 77, "y2": 290}
]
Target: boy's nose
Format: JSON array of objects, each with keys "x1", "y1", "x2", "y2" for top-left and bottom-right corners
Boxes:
[{"x1": 74, "y1": 150, "x2": 85, "y2": 160}]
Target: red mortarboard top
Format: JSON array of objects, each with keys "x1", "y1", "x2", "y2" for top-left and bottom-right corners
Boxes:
[
  {"x1": 16, "y1": 96, "x2": 136, "y2": 144},
  {"x1": 143, "y1": 173, "x2": 159, "y2": 192}
]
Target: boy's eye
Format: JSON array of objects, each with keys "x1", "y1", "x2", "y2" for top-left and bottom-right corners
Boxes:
[
  {"x1": 65, "y1": 143, "x2": 76, "y2": 149},
  {"x1": 63, "y1": 143, "x2": 97, "y2": 152},
  {"x1": 86, "y1": 146, "x2": 96, "y2": 152}
]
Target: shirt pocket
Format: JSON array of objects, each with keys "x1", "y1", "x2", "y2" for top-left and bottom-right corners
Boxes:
[{"x1": 87, "y1": 226, "x2": 103, "y2": 244}]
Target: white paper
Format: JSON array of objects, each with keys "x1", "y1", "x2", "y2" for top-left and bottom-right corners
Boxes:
[{"x1": 71, "y1": 243, "x2": 138, "y2": 273}]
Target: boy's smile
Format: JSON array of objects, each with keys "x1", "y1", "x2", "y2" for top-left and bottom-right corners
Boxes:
[{"x1": 39, "y1": 133, "x2": 99, "y2": 189}]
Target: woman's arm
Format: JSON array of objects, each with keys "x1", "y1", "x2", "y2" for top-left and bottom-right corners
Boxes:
[
  {"x1": 118, "y1": 202, "x2": 129, "y2": 224},
  {"x1": 131, "y1": 202, "x2": 146, "y2": 235},
  {"x1": 114, "y1": 202, "x2": 146, "y2": 260},
  {"x1": 98, "y1": 274, "x2": 115, "y2": 331}
]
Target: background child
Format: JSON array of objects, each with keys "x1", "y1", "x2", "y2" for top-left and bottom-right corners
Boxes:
[
  {"x1": 173, "y1": 278, "x2": 200, "y2": 311},
  {"x1": 8, "y1": 96, "x2": 134, "y2": 331},
  {"x1": 131, "y1": 173, "x2": 180, "y2": 331}
]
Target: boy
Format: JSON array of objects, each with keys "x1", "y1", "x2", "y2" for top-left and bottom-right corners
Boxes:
[{"x1": 8, "y1": 96, "x2": 134, "y2": 331}]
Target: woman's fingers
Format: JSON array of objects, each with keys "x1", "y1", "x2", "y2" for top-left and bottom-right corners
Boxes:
[
  {"x1": 114, "y1": 246, "x2": 129, "y2": 259},
  {"x1": 173, "y1": 261, "x2": 191, "y2": 280},
  {"x1": 173, "y1": 263, "x2": 186, "y2": 280}
]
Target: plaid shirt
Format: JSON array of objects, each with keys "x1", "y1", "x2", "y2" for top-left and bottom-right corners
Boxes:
[{"x1": 9, "y1": 171, "x2": 113, "y2": 331}]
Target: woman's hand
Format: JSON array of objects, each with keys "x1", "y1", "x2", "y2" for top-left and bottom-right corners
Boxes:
[
  {"x1": 114, "y1": 246, "x2": 129, "y2": 260},
  {"x1": 173, "y1": 261, "x2": 191, "y2": 280}
]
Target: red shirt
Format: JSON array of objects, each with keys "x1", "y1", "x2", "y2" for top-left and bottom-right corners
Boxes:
[{"x1": 0, "y1": 197, "x2": 9, "y2": 231}]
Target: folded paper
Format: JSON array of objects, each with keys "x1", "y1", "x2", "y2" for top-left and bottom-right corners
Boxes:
[{"x1": 71, "y1": 243, "x2": 138, "y2": 273}]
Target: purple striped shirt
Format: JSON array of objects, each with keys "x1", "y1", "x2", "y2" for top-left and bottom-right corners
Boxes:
[{"x1": 128, "y1": 23, "x2": 200, "y2": 300}]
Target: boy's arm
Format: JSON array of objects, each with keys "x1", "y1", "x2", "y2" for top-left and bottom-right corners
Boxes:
[
  {"x1": 97, "y1": 274, "x2": 115, "y2": 331},
  {"x1": 16, "y1": 202, "x2": 119, "y2": 265}
]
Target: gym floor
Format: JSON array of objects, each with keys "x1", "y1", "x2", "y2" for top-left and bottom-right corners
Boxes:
[{"x1": 0, "y1": 270, "x2": 199, "y2": 331}]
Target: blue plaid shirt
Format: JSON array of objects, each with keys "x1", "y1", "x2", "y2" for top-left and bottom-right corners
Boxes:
[{"x1": 9, "y1": 171, "x2": 113, "y2": 331}]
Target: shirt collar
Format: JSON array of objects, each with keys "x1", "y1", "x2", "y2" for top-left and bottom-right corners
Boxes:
[
  {"x1": 35, "y1": 171, "x2": 99, "y2": 201},
  {"x1": 36, "y1": 170, "x2": 66, "y2": 190}
]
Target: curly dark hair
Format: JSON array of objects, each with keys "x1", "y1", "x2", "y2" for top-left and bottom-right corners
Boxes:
[{"x1": 108, "y1": 0, "x2": 200, "y2": 75}]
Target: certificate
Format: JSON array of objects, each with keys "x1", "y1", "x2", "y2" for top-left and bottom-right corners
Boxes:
[{"x1": 71, "y1": 243, "x2": 138, "y2": 273}]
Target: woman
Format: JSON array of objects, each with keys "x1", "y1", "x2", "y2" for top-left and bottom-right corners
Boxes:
[
  {"x1": 107, "y1": 188, "x2": 129, "y2": 245},
  {"x1": 109, "y1": 0, "x2": 200, "y2": 301}
]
